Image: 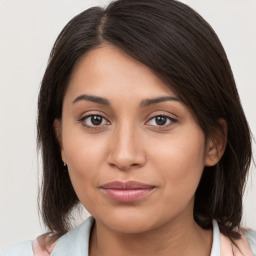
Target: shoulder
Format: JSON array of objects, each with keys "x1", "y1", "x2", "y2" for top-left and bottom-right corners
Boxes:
[
  {"x1": 0, "y1": 217, "x2": 94, "y2": 256},
  {"x1": 242, "y1": 228, "x2": 256, "y2": 254},
  {"x1": 215, "y1": 220, "x2": 256, "y2": 256},
  {"x1": 0, "y1": 240, "x2": 34, "y2": 256},
  {"x1": 50, "y1": 216, "x2": 94, "y2": 255}
]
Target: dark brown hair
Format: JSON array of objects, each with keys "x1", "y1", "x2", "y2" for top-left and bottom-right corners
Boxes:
[{"x1": 37, "y1": 0, "x2": 252, "y2": 242}]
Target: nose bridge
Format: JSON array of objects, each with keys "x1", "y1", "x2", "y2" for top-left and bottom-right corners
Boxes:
[
  {"x1": 107, "y1": 119, "x2": 145, "y2": 169},
  {"x1": 116, "y1": 121, "x2": 136, "y2": 153}
]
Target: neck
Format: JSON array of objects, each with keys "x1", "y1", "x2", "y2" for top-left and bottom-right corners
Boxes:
[{"x1": 89, "y1": 215, "x2": 212, "y2": 256}]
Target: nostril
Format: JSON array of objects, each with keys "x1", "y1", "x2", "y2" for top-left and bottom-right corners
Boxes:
[
  {"x1": 106, "y1": 139, "x2": 147, "y2": 170},
  {"x1": 108, "y1": 161, "x2": 142, "y2": 171}
]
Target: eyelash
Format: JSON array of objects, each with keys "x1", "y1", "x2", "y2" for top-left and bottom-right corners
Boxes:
[
  {"x1": 79, "y1": 114, "x2": 177, "y2": 129},
  {"x1": 146, "y1": 115, "x2": 177, "y2": 128},
  {"x1": 79, "y1": 114, "x2": 110, "y2": 129}
]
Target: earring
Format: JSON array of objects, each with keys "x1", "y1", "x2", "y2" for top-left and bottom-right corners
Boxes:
[{"x1": 64, "y1": 163, "x2": 67, "y2": 167}]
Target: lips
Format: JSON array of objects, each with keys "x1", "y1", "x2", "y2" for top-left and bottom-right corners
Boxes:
[{"x1": 100, "y1": 181, "x2": 156, "y2": 202}]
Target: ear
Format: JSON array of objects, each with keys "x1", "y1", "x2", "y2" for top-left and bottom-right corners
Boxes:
[
  {"x1": 53, "y1": 119, "x2": 66, "y2": 164},
  {"x1": 204, "y1": 119, "x2": 227, "y2": 167}
]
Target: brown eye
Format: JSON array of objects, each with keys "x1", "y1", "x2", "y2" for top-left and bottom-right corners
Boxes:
[
  {"x1": 155, "y1": 116, "x2": 168, "y2": 126},
  {"x1": 147, "y1": 115, "x2": 177, "y2": 127},
  {"x1": 81, "y1": 115, "x2": 109, "y2": 128},
  {"x1": 91, "y1": 115, "x2": 103, "y2": 125}
]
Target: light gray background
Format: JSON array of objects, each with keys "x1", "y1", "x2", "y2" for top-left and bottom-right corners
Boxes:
[{"x1": 0, "y1": 0, "x2": 255, "y2": 250}]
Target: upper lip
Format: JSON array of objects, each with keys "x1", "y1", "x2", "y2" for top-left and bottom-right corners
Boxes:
[{"x1": 100, "y1": 181, "x2": 156, "y2": 189}]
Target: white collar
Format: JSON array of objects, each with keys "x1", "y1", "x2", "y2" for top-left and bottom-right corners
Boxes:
[
  {"x1": 51, "y1": 217, "x2": 220, "y2": 256},
  {"x1": 211, "y1": 219, "x2": 221, "y2": 256}
]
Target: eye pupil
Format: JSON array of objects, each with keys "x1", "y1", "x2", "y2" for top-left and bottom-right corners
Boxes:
[
  {"x1": 91, "y1": 115, "x2": 102, "y2": 125},
  {"x1": 155, "y1": 116, "x2": 167, "y2": 125}
]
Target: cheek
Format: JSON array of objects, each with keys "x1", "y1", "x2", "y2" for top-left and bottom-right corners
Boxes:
[
  {"x1": 65, "y1": 146, "x2": 101, "y2": 214},
  {"x1": 62, "y1": 119, "x2": 107, "y2": 171},
  {"x1": 61, "y1": 128, "x2": 108, "y2": 203},
  {"x1": 149, "y1": 130, "x2": 206, "y2": 202}
]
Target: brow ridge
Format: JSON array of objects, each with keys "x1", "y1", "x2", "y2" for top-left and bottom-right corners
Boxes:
[{"x1": 72, "y1": 94, "x2": 180, "y2": 107}]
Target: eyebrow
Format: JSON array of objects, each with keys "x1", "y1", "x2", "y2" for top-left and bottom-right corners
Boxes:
[
  {"x1": 140, "y1": 96, "x2": 181, "y2": 107},
  {"x1": 73, "y1": 94, "x2": 110, "y2": 105},
  {"x1": 72, "y1": 94, "x2": 180, "y2": 107}
]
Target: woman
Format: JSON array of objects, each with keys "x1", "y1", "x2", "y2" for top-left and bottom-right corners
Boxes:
[{"x1": 1, "y1": 0, "x2": 255, "y2": 255}]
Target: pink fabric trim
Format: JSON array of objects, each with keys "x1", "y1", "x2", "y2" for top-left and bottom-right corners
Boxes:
[
  {"x1": 220, "y1": 232, "x2": 253, "y2": 256},
  {"x1": 32, "y1": 239, "x2": 56, "y2": 256}
]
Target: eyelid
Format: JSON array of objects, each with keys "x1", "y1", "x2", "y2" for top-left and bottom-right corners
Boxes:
[
  {"x1": 77, "y1": 111, "x2": 177, "y2": 129},
  {"x1": 78, "y1": 112, "x2": 111, "y2": 129},
  {"x1": 145, "y1": 113, "x2": 177, "y2": 128}
]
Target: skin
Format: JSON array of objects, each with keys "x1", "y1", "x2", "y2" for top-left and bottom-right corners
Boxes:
[{"x1": 56, "y1": 44, "x2": 226, "y2": 256}]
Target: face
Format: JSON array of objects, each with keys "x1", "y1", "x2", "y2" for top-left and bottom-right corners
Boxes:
[{"x1": 58, "y1": 44, "x2": 215, "y2": 234}]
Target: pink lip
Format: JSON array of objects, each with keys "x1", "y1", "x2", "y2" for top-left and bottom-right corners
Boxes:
[{"x1": 100, "y1": 181, "x2": 156, "y2": 202}]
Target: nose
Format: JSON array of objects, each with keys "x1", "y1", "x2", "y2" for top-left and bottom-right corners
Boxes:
[{"x1": 107, "y1": 123, "x2": 146, "y2": 171}]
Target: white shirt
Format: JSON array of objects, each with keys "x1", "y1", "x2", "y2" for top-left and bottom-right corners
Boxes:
[{"x1": 1, "y1": 217, "x2": 256, "y2": 255}]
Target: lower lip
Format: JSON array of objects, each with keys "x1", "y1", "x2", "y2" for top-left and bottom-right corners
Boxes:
[{"x1": 101, "y1": 188, "x2": 155, "y2": 202}]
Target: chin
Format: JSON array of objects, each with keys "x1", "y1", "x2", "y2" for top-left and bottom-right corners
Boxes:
[
  {"x1": 92, "y1": 208, "x2": 153, "y2": 233},
  {"x1": 106, "y1": 218, "x2": 154, "y2": 234}
]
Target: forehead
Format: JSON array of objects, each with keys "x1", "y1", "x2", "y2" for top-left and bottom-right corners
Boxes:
[{"x1": 66, "y1": 44, "x2": 177, "y2": 100}]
